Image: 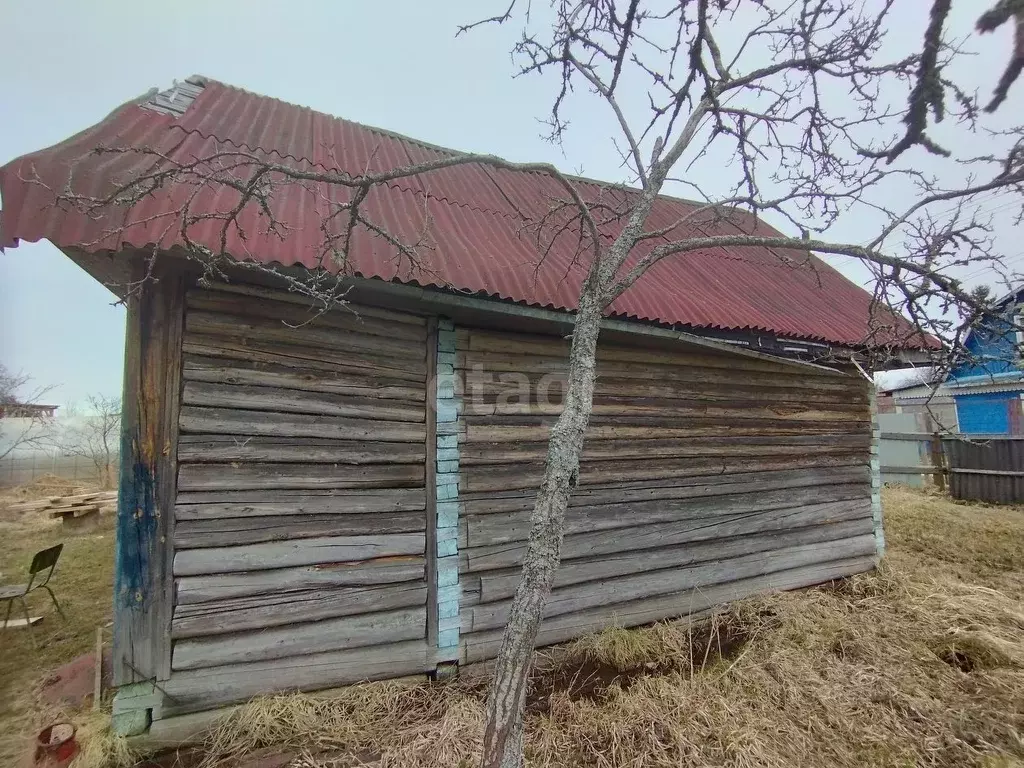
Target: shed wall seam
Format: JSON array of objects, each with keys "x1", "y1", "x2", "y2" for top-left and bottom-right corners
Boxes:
[{"x1": 435, "y1": 318, "x2": 462, "y2": 659}]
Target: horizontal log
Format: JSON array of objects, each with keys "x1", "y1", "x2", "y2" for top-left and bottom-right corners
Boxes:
[
  {"x1": 159, "y1": 639, "x2": 431, "y2": 717},
  {"x1": 182, "y1": 355, "x2": 425, "y2": 401},
  {"x1": 179, "y1": 406, "x2": 426, "y2": 442},
  {"x1": 460, "y1": 454, "x2": 866, "y2": 493},
  {"x1": 177, "y1": 462, "x2": 425, "y2": 492},
  {"x1": 467, "y1": 535, "x2": 877, "y2": 633},
  {"x1": 461, "y1": 399, "x2": 865, "y2": 423},
  {"x1": 186, "y1": 290, "x2": 428, "y2": 342},
  {"x1": 182, "y1": 381, "x2": 425, "y2": 423},
  {"x1": 468, "y1": 411, "x2": 866, "y2": 429},
  {"x1": 175, "y1": 556, "x2": 425, "y2": 604},
  {"x1": 460, "y1": 435, "x2": 870, "y2": 465},
  {"x1": 174, "y1": 510, "x2": 425, "y2": 548},
  {"x1": 461, "y1": 555, "x2": 876, "y2": 663},
  {"x1": 173, "y1": 533, "x2": 425, "y2": 576},
  {"x1": 459, "y1": 351, "x2": 862, "y2": 393},
  {"x1": 172, "y1": 605, "x2": 427, "y2": 670},
  {"x1": 186, "y1": 310, "x2": 426, "y2": 368},
  {"x1": 477, "y1": 517, "x2": 874, "y2": 602},
  {"x1": 182, "y1": 333, "x2": 425, "y2": 383},
  {"x1": 462, "y1": 375, "x2": 870, "y2": 406},
  {"x1": 465, "y1": 496, "x2": 871, "y2": 568},
  {"x1": 464, "y1": 421, "x2": 869, "y2": 443},
  {"x1": 461, "y1": 328, "x2": 843, "y2": 378},
  {"x1": 177, "y1": 436, "x2": 425, "y2": 465},
  {"x1": 172, "y1": 581, "x2": 428, "y2": 638},
  {"x1": 195, "y1": 283, "x2": 427, "y2": 327},
  {"x1": 459, "y1": 466, "x2": 870, "y2": 514},
  {"x1": 463, "y1": 487, "x2": 869, "y2": 550},
  {"x1": 175, "y1": 488, "x2": 426, "y2": 519}
]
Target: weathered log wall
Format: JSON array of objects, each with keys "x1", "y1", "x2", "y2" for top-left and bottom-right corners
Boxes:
[
  {"x1": 165, "y1": 285, "x2": 432, "y2": 709},
  {"x1": 149, "y1": 282, "x2": 876, "y2": 718},
  {"x1": 455, "y1": 327, "x2": 875, "y2": 663}
]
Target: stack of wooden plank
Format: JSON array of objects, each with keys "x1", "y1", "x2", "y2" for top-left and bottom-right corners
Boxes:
[{"x1": 6, "y1": 491, "x2": 117, "y2": 528}]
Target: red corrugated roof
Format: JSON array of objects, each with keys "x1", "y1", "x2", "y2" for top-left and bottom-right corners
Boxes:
[{"x1": 0, "y1": 78, "x2": 922, "y2": 347}]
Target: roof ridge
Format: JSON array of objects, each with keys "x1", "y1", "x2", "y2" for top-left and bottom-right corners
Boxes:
[{"x1": 165, "y1": 76, "x2": 771, "y2": 222}]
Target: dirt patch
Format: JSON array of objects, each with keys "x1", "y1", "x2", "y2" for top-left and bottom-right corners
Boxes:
[
  {"x1": 929, "y1": 629, "x2": 1022, "y2": 674},
  {"x1": 522, "y1": 613, "x2": 756, "y2": 713},
  {"x1": 526, "y1": 658, "x2": 632, "y2": 713},
  {"x1": 39, "y1": 650, "x2": 112, "y2": 709},
  {"x1": 936, "y1": 646, "x2": 976, "y2": 673}
]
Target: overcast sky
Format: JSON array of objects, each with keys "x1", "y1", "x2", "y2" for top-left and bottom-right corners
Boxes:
[{"x1": 1, "y1": 0, "x2": 1020, "y2": 407}]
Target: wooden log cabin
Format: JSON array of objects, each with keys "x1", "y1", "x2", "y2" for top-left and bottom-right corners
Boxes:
[{"x1": 0, "y1": 77, "x2": 928, "y2": 734}]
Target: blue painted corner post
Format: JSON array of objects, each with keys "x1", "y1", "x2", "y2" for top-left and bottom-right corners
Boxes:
[
  {"x1": 112, "y1": 259, "x2": 187, "y2": 735},
  {"x1": 434, "y1": 318, "x2": 462, "y2": 661}
]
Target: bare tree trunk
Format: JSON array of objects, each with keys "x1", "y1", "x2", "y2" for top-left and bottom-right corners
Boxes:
[{"x1": 481, "y1": 293, "x2": 604, "y2": 768}]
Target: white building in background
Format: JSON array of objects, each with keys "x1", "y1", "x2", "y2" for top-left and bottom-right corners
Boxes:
[
  {"x1": 0, "y1": 402, "x2": 59, "y2": 457},
  {"x1": 874, "y1": 368, "x2": 959, "y2": 433}
]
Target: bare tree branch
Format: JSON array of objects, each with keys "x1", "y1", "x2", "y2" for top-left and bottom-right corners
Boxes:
[{"x1": 41, "y1": 4, "x2": 1024, "y2": 767}]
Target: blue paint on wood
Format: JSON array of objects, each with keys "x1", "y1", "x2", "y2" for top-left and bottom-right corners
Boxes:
[
  {"x1": 436, "y1": 472, "x2": 460, "y2": 486},
  {"x1": 437, "y1": 539, "x2": 458, "y2": 557},
  {"x1": 437, "y1": 584, "x2": 461, "y2": 603},
  {"x1": 438, "y1": 568, "x2": 459, "y2": 588},
  {"x1": 436, "y1": 401, "x2": 458, "y2": 423},
  {"x1": 438, "y1": 628, "x2": 460, "y2": 648},
  {"x1": 433, "y1": 317, "x2": 462, "y2": 658},
  {"x1": 438, "y1": 329, "x2": 457, "y2": 349},
  {"x1": 437, "y1": 502, "x2": 460, "y2": 527},
  {"x1": 951, "y1": 317, "x2": 1021, "y2": 380},
  {"x1": 114, "y1": 444, "x2": 155, "y2": 619},
  {"x1": 954, "y1": 391, "x2": 1020, "y2": 435}
]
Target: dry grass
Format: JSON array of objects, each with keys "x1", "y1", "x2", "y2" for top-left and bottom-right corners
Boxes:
[
  {"x1": 190, "y1": 486, "x2": 1024, "y2": 768},
  {"x1": 7, "y1": 485, "x2": 1024, "y2": 767},
  {"x1": 0, "y1": 482, "x2": 114, "y2": 768},
  {"x1": 69, "y1": 710, "x2": 137, "y2": 768}
]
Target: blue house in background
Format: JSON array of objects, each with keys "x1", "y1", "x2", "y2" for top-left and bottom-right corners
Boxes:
[{"x1": 948, "y1": 287, "x2": 1024, "y2": 435}]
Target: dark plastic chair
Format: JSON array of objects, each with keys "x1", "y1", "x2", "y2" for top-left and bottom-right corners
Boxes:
[{"x1": 1, "y1": 544, "x2": 66, "y2": 643}]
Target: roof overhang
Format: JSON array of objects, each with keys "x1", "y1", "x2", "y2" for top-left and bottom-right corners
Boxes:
[{"x1": 63, "y1": 246, "x2": 852, "y2": 376}]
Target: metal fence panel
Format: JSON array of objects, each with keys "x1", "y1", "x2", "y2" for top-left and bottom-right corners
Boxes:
[
  {"x1": 878, "y1": 412, "x2": 935, "y2": 487},
  {"x1": 0, "y1": 453, "x2": 117, "y2": 487},
  {"x1": 943, "y1": 437, "x2": 1024, "y2": 504}
]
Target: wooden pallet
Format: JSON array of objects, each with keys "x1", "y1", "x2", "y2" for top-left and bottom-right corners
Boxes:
[{"x1": 5, "y1": 491, "x2": 117, "y2": 522}]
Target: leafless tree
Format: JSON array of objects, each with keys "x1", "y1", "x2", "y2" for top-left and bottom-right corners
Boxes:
[
  {"x1": 0, "y1": 364, "x2": 57, "y2": 462},
  {"x1": 39, "y1": 1, "x2": 1024, "y2": 765},
  {"x1": 58, "y1": 394, "x2": 122, "y2": 488}
]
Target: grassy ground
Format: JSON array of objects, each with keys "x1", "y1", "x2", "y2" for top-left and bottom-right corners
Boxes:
[
  {"x1": 1, "y1": 484, "x2": 1022, "y2": 767},
  {"x1": 0, "y1": 479, "x2": 114, "y2": 768}
]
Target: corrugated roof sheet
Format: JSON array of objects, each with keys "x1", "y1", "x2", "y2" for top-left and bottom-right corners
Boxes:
[{"x1": 0, "y1": 77, "x2": 923, "y2": 347}]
